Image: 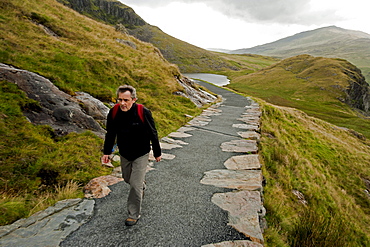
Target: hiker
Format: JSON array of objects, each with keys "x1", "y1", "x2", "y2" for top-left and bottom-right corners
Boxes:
[{"x1": 101, "y1": 85, "x2": 162, "y2": 226}]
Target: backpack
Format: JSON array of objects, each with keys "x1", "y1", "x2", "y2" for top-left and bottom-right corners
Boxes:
[{"x1": 111, "y1": 103, "x2": 144, "y2": 123}]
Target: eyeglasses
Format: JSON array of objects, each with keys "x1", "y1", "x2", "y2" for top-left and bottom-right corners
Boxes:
[{"x1": 116, "y1": 98, "x2": 133, "y2": 103}]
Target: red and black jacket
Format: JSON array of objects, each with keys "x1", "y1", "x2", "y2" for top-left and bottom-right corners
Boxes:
[{"x1": 103, "y1": 103, "x2": 161, "y2": 161}]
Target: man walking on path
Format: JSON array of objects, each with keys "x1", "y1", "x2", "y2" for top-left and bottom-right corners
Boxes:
[{"x1": 101, "y1": 85, "x2": 162, "y2": 226}]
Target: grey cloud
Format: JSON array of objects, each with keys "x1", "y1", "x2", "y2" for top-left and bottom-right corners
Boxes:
[{"x1": 121, "y1": 0, "x2": 343, "y2": 25}]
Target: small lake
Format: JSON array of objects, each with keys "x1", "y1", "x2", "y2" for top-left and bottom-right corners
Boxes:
[{"x1": 183, "y1": 73, "x2": 230, "y2": 86}]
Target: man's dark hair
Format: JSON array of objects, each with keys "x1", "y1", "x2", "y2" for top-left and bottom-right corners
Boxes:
[{"x1": 116, "y1": 85, "x2": 137, "y2": 98}]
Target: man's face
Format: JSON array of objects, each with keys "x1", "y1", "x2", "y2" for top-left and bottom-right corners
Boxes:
[{"x1": 118, "y1": 91, "x2": 136, "y2": 112}]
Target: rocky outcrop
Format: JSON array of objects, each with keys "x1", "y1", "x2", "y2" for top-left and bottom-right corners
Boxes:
[
  {"x1": 344, "y1": 66, "x2": 370, "y2": 113},
  {"x1": 0, "y1": 63, "x2": 107, "y2": 137},
  {"x1": 57, "y1": 0, "x2": 239, "y2": 73},
  {"x1": 58, "y1": 0, "x2": 146, "y2": 27},
  {"x1": 176, "y1": 76, "x2": 218, "y2": 107}
]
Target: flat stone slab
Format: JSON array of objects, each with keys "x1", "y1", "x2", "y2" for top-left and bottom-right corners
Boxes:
[
  {"x1": 238, "y1": 116, "x2": 259, "y2": 120},
  {"x1": 211, "y1": 191, "x2": 264, "y2": 244},
  {"x1": 0, "y1": 199, "x2": 95, "y2": 246},
  {"x1": 84, "y1": 175, "x2": 123, "y2": 199},
  {"x1": 201, "y1": 109, "x2": 222, "y2": 116},
  {"x1": 200, "y1": 169, "x2": 263, "y2": 191},
  {"x1": 177, "y1": 126, "x2": 196, "y2": 132},
  {"x1": 161, "y1": 137, "x2": 188, "y2": 145},
  {"x1": 224, "y1": 155, "x2": 261, "y2": 170},
  {"x1": 242, "y1": 112, "x2": 261, "y2": 117},
  {"x1": 237, "y1": 117, "x2": 260, "y2": 125},
  {"x1": 202, "y1": 240, "x2": 264, "y2": 247},
  {"x1": 232, "y1": 124, "x2": 259, "y2": 131},
  {"x1": 160, "y1": 142, "x2": 182, "y2": 150},
  {"x1": 188, "y1": 118, "x2": 211, "y2": 126},
  {"x1": 221, "y1": 140, "x2": 258, "y2": 153},
  {"x1": 168, "y1": 132, "x2": 192, "y2": 138},
  {"x1": 237, "y1": 131, "x2": 260, "y2": 140}
]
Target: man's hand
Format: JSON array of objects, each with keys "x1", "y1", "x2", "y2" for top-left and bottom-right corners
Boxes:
[
  {"x1": 101, "y1": 154, "x2": 110, "y2": 164},
  {"x1": 155, "y1": 156, "x2": 162, "y2": 162}
]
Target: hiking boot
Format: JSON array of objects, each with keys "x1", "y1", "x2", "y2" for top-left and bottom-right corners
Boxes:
[{"x1": 125, "y1": 217, "x2": 139, "y2": 226}]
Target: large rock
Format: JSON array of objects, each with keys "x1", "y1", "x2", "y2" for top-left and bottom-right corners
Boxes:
[
  {"x1": 0, "y1": 63, "x2": 106, "y2": 137},
  {"x1": 74, "y1": 92, "x2": 110, "y2": 121},
  {"x1": 176, "y1": 76, "x2": 218, "y2": 107},
  {"x1": 211, "y1": 191, "x2": 265, "y2": 244},
  {"x1": 221, "y1": 140, "x2": 258, "y2": 153},
  {"x1": 224, "y1": 155, "x2": 261, "y2": 170}
]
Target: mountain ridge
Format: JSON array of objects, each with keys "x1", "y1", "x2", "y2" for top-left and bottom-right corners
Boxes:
[
  {"x1": 230, "y1": 26, "x2": 370, "y2": 82},
  {"x1": 57, "y1": 0, "x2": 240, "y2": 72}
]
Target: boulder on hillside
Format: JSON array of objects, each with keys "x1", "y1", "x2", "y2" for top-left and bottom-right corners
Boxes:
[{"x1": 0, "y1": 63, "x2": 107, "y2": 137}]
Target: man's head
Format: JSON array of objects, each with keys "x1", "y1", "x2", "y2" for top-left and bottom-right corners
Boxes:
[{"x1": 116, "y1": 85, "x2": 137, "y2": 112}]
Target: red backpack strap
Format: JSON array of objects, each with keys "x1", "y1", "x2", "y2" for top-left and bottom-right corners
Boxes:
[
  {"x1": 137, "y1": 104, "x2": 145, "y2": 123},
  {"x1": 111, "y1": 103, "x2": 144, "y2": 123},
  {"x1": 112, "y1": 103, "x2": 120, "y2": 120}
]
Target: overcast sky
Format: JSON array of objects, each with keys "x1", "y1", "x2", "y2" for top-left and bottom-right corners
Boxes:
[{"x1": 119, "y1": 0, "x2": 370, "y2": 50}]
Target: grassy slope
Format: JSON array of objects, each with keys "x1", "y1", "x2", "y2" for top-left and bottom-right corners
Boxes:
[
  {"x1": 227, "y1": 54, "x2": 370, "y2": 139},
  {"x1": 259, "y1": 100, "x2": 370, "y2": 246}
]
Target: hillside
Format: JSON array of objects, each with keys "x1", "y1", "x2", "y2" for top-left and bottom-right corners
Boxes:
[
  {"x1": 227, "y1": 54, "x2": 370, "y2": 138},
  {"x1": 231, "y1": 26, "x2": 370, "y2": 83},
  {"x1": 57, "y1": 0, "x2": 241, "y2": 73},
  {"x1": 259, "y1": 100, "x2": 370, "y2": 246}
]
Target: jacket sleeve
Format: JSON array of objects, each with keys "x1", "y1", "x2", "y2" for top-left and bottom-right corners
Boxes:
[
  {"x1": 103, "y1": 109, "x2": 116, "y2": 155},
  {"x1": 144, "y1": 108, "x2": 162, "y2": 158}
]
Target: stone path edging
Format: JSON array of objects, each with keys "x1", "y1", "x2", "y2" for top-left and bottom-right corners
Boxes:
[
  {"x1": 162, "y1": 98, "x2": 266, "y2": 246},
  {"x1": 198, "y1": 100, "x2": 266, "y2": 246}
]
